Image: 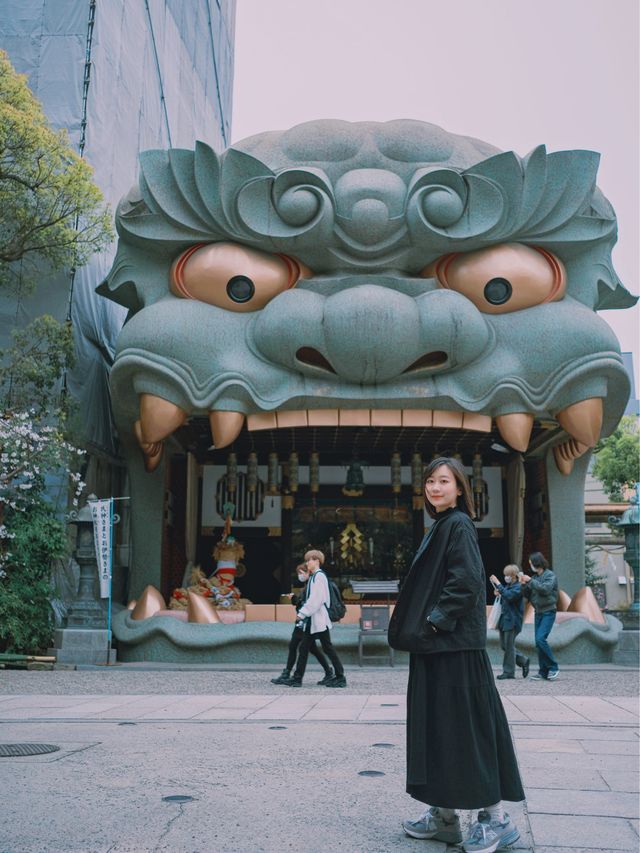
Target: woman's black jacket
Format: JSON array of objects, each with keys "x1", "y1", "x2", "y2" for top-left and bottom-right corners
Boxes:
[{"x1": 388, "y1": 506, "x2": 486, "y2": 654}]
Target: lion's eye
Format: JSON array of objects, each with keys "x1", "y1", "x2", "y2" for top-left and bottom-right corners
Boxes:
[
  {"x1": 170, "y1": 242, "x2": 310, "y2": 312},
  {"x1": 422, "y1": 243, "x2": 566, "y2": 314}
]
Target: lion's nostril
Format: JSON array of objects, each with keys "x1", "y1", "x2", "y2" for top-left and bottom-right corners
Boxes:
[
  {"x1": 404, "y1": 351, "x2": 448, "y2": 372},
  {"x1": 296, "y1": 347, "x2": 337, "y2": 374}
]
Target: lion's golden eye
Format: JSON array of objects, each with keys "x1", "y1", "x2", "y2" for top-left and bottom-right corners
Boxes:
[
  {"x1": 422, "y1": 243, "x2": 566, "y2": 314},
  {"x1": 170, "y1": 242, "x2": 311, "y2": 312}
]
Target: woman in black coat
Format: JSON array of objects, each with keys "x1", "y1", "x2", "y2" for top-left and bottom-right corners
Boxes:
[{"x1": 389, "y1": 457, "x2": 525, "y2": 853}]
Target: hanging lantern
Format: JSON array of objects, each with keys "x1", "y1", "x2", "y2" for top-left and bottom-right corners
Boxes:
[
  {"x1": 288, "y1": 451, "x2": 299, "y2": 493},
  {"x1": 309, "y1": 451, "x2": 320, "y2": 494},
  {"x1": 226, "y1": 452, "x2": 237, "y2": 494},
  {"x1": 342, "y1": 460, "x2": 364, "y2": 497},
  {"x1": 391, "y1": 452, "x2": 402, "y2": 494},
  {"x1": 266, "y1": 452, "x2": 279, "y2": 495},
  {"x1": 411, "y1": 452, "x2": 423, "y2": 496},
  {"x1": 246, "y1": 452, "x2": 258, "y2": 493},
  {"x1": 472, "y1": 452, "x2": 489, "y2": 520}
]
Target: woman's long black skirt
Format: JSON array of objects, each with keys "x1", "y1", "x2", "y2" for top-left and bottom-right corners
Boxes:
[{"x1": 406, "y1": 649, "x2": 525, "y2": 809}]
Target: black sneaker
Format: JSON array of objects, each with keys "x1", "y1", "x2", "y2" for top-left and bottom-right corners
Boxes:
[
  {"x1": 521, "y1": 657, "x2": 530, "y2": 679},
  {"x1": 271, "y1": 670, "x2": 291, "y2": 685},
  {"x1": 496, "y1": 674, "x2": 515, "y2": 680},
  {"x1": 282, "y1": 676, "x2": 302, "y2": 687},
  {"x1": 326, "y1": 675, "x2": 347, "y2": 688},
  {"x1": 317, "y1": 671, "x2": 334, "y2": 685}
]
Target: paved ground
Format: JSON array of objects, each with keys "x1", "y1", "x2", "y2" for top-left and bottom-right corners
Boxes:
[{"x1": 0, "y1": 665, "x2": 637, "y2": 852}]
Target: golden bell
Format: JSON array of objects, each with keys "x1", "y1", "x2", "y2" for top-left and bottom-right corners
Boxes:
[
  {"x1": 131, "y1": 586, "x2": 166, "y2": 620},
  {"x1": 568, "y1": 586, "x2": 606, "y2": 625},
  {"x1": 187, "y1": 590, "x2": 221, "y2": 624},
  {"x1": 557, "y1": 589, "x2": 571, "y2": 612}
]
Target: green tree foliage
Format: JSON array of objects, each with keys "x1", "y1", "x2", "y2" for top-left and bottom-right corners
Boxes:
[
  {"x1": 0, "y1": 499, "x2": 68, "y2": 652},
  {"x1": 0, "y1": 49, "x2": 113, "y2": 292},
  {"x1": 592, "y1": 416, "x2": 640, "y2": 502}
]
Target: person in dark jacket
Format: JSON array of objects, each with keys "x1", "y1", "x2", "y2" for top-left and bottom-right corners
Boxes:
[
  {"x1": 270, "y1": 563, "x2": 333, "y2": 686},
  {"x1": 489, "y1": 565, "x2": 530, "y2": 680},
  {"x1": 389, "y1": 457, "x2": 524, "y2": 853},
  {"x1": 520, "y1": 552, "x2": 559, "y2": 681}
]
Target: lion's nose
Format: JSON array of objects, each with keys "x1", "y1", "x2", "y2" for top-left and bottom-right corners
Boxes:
[{"x1": 321, "y1": 285, "x2": 421, "y2": 383}]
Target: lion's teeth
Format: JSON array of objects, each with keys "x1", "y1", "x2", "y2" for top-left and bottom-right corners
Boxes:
[
  {"x1": 139, "y1": 394, "x2": 187, "y2": 444},
  {"x1": 209, "y1": 411, "x2": 245, "y2": 448},
  {"x1": 495, "y1": 413, "x2": 534, "y2": 452},
  {"x1": 555, "y1": 398, "x2": 603, "y2": 447}
]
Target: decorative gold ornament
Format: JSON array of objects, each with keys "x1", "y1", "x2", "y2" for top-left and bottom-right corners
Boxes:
[
  {"x1": 339, "y1": 522, "x2": 365, "y2": 568},
  {"x1": 131, "y1": 585, "x2": 166, "y2": 620},
  {"x1": 187, "y1": 590, "x2": 221, "y2": 623}
]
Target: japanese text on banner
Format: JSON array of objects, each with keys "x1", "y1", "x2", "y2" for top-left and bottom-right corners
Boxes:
[{"x1": 89, "y1": 499, "x2": 112, "y2": 598}]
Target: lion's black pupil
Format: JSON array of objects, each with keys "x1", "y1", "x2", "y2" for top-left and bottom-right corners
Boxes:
[
  {"x1": 484, "y1": 278, "x2": 512, "y2": 305},
  {"x1": 226, "y1": 275, "x2": 255, "y2": 303}
]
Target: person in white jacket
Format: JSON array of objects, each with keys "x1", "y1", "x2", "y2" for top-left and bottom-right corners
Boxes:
[{"x1": 282, "y1": 549, "x2": 346, "y2": 688}]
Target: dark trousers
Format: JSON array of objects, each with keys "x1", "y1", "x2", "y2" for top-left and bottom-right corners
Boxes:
[
  {"x1": 534, "y1": 611, "x2": 559, "y2": 676},
  {"x1": 285, "y1": 625, "x2": 331, "y2": 674},
  {"x1": 293, "y1": 627, "x2": 344, "y2": 680},
  {"x1": 499, "y1": 628, "x2": 528, "y2": 676}
]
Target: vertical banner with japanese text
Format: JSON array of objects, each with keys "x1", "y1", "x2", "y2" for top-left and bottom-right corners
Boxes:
[{"x1": 90, "y1": 498, "x2": 113, "y2": 599}]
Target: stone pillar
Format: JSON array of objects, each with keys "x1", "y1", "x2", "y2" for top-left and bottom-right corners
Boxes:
[{"x1": 545, "y1": 448, "x2": 592, "y2": 596}]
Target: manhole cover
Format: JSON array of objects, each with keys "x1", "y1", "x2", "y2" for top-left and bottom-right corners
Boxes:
[
  {"x1": 372, "y1": 742, "x2": 395, "y2": 748},
  {"x1": 162, "y1": 795, "x2": 195, "y2": 803},
  {"x1": 0, "y1": 743, "x2": 61, "y2": 757},
  {"x1": 358, "y1": 770, "x2": 385, "y2": 777},
  {"x1": 268, "y1": 726, "x2": 287, "y2": 730}
]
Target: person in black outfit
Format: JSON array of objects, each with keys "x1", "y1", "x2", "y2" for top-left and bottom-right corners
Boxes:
[
  {"x1": 389, "y1": 457, "x2": 525, "y2": 852},
  {"x1": 270, "y1": 563, "x2": 333, "y2": 686},
  {"x1": 489, "y1": 565, "x2": 530, "y2": 680}
]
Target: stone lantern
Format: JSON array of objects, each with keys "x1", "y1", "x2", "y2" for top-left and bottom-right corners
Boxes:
[
  {"x1": 48, "y1": 495, "x2": 117, "y2": 665},
  {"x1": 609, "y1": 483, "x2": 640, "y2": 619}
]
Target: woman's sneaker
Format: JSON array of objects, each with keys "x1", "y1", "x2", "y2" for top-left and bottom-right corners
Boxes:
[
  {"x1": 402, "y1": 806, "x2": 462, "y2": 843},
  {"x1": 317, "y1": 670, "x2": 334, "y2": 685},
  {"x1": 462, "y1": 810, "x2": 520, "y2": 852}
]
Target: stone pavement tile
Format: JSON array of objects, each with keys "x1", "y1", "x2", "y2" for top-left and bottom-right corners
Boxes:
[
  {"x1": 246, "y1": 697, "x2": 318, "y2": 720},
  {"x1": 608, "y1": 697, "x2": 639, "y2": 714},
  {"x1": 527, "y1": 788, "x2": 638, "y2": 819},
  {"x1": 0, "y1": 697, "x2": 129, "y2": 719},
  {"x1": 136, "y1": 696, "x2": 240, "y2": 720},
  {"x1": 529, "y1": 814, "x2": 639, "y2": 850},
  {"x1": 500, "y1": 696, "x2": 530, "y2": 721},
  {"x1": 513, "y1": 723, "x2": 639, "y2": 741},
  {"x1": 213, "y1": 694, "x2": 276, "y2": 708},
  {"x1": 557, "y1": 696, "x2": 639, "y2": 723},
  {"x1": 581, "y1": 739, "x2": 640, "y2": 755},
  {"x1": 535, "y1": 848, "x2": 621, "y2": 852},
  {"x1": 187, "y1": 706, "x2": 254, "y2": 720},
  {"x1": 517, "y1": 750, "x2": 638, "y2": 772},
  {"x1": 93, "y1": 695, "x2": 195, "y2": 719},
  {"x1": 515, "y1": 738, "x2": 586, "y2": 754},
  {"x1": 599, "y1": 770, "x2": 640, "y2": 793},
  {"x1": 507, "y1": 696, "x2": 587, "y2": 722},
  {"x1": 522, "y1": 766, "x2": 608, "y2": 790},
  {"x1": 302, "y1": 696, "x2": 368, "y2": 720}
]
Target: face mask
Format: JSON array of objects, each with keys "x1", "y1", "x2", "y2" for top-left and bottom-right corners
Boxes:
[{"x1": 297, "y1": 574, "x2": 307, "y2": 583}]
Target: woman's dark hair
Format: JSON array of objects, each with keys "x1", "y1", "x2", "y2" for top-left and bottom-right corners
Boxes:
[
  {"x1": 528, "y1": 552, "x2": 549, "y2": 570},
  {"x1": 423, "y1": 456, "x2": 475, "y2": 519}
]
